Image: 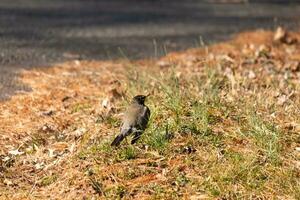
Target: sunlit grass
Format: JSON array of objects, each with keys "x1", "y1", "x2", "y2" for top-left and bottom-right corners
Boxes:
[{"x1": 81, "y1": 62, "x2": 299, "y2": 199}]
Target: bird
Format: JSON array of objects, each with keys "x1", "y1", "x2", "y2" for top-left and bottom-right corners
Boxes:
[{"x1": 111, "y1": 95, "x2": 151, "y2": 146}]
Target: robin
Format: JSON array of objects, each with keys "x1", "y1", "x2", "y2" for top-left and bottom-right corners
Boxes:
[{"x1": 111, "y1": 95, "x2": 151, "y2": 146}]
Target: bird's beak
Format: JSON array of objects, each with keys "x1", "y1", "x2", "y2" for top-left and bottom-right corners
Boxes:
[{"x1": 146, "y1": 93, "x2": 151, "y2": 97}]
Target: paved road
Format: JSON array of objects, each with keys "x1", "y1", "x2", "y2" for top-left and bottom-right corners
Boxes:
[{"x1": 0, "y1": 0, "x2": 300, "y2": 100}]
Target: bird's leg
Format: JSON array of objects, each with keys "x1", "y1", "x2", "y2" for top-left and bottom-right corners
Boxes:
[{"x1": 131, "y1": 130, "x2": 143, "y2": 145}]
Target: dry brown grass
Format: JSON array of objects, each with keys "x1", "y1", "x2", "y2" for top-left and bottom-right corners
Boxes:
[{"x1": 0, "y1": 29, "x2": 300, "y2": 199}]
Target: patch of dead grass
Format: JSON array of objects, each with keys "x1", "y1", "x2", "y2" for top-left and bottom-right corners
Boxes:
[{"x1": 1, "y1": 29, "x2": 300, "y2": 199}]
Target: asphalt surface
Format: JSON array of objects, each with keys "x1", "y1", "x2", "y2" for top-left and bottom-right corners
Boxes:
[{"x1": 0, "y1": 0, "x2": 300, "y2": 100}]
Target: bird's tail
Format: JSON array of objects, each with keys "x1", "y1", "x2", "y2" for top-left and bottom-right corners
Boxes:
[{"x1": 111, "y1": 134, "x2": 125, "y2": 146}]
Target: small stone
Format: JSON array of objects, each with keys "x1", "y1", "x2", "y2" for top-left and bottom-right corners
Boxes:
[
  {"x1": 3, "y1": 179, "x2": 13, "y2": 186},
  {"x1": 182, "y1": 146, "x2": 196, "y2": 154},
  {"x1": 248, "y1": 70, "x2": 256, "y2": 79}
]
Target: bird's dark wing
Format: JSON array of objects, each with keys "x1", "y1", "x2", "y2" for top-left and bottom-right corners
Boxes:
[{"x1": 137, "y1": 105, "x2": 150, "y2": 130}]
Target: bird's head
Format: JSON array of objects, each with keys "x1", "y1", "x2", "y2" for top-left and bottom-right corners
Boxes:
[{"x1": 132, "y1": 94, "x2": 149, "y2": 105}]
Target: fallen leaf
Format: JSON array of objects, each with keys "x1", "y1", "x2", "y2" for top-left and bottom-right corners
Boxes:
[
  {"x1": 8, "y1": 149, "x2": 24, "y2": 156},
  {"x1": 101, "y1": 98, "x2": 110, "y2": 109},
  {"x1": 73, "y1": 128, "x2": 87, "y2": 138},
  {"x1": 1, "y1": 156, "x2": 10, "y2": 162},
  {"x1": 35, "y1": 162, "x2": 45, "y2": 170},
  {"x1": 190, "y1": 194, "x2": 210, "y2": 200},
  {"x1": 274, "y1": 27, "x2": 287, "y2": 42},
  {"x1": 277, "y1": 95, "x2": 288, "y2": 106}
]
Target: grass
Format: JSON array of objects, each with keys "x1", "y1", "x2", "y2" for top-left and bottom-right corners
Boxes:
[
  {"x1": 246, "y1": 112, "x2": 282, "y2": 165},
  {"x1": 71, "y1": 103, "x2": 91, "y2": 113},
  {"x1": 76, "y1": 57, "x2": 298, "y2": 198},
  {"x1": 0, "y1": 30, "x2": 299, "y2": 199},
  {"x1": 78, "y1": 61, "x2": 294, "y2": 198},
  {"x1": 39, "y1": 174, "x2": 58, "y2": 186}
]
